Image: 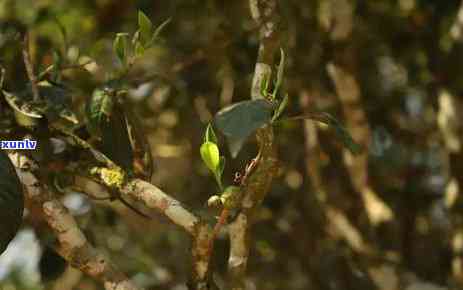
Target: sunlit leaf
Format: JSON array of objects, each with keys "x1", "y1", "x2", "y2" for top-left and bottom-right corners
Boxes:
[
  {"x1": 138, "y1": 11, "x2": 153, "y2": 45},
  {"x1": 272, "y1": 48, "x2": 285, "y2": 99},
  {"x1": 272, "y1": 93, "x2": 289, "y2": 122},
  {"x1": 260, "y1": 73, "x2": 270, "y2": 98},
  {"x1": 113, "y1": 33, "x2": 129, "y2": 66},
  {"x1": 134, "y1": 41, "x2": 145, "y2": 57},
  {"x1": 86, "y1": 88, "x2": 114, "y2": 136},
  {"x1": 0, "y1": 151, "x2": 24, "y2": 255}
]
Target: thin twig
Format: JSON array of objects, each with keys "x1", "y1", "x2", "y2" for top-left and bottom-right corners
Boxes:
[
  {"x1": 38, "y1": 60, "x2": 94, "y2": 81},
  {"x1": 22, "y1": 33, "x2": 40, "y2": 101},
  {"x1": 0, "y1": 65, "x2": 5, "y2": 89}
]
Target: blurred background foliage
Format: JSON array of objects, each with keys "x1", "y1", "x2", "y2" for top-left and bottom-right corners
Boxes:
[{"x1": 2, "y1": 0, "x2": 463, "y2": 289}]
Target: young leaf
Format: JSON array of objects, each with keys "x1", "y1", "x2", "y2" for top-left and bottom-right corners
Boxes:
[
  {"x1": 149, "y1": 18, "x2": 171, "y2": 45},
  {"x1": 272, "y1": 93, "x2": 289, "y2": 122},
  {"x1": 215, "y1": 155, "x2": 226, "y2": 190},
  {"x1": 86, "y1": 87, "x2": 137, "y2": 173},
  {"x1": 51, "y1": 50, "x2": 62, "y2": 81},
  {"x1": 0, "y1": 151, "x2": 24, "y2": 255},
  {"x1": 260, "y1": 73, "x2": 270, "y2": 98},
  {"x1": 214, "y1": 99, "x2": 274, "y2": 157},
  {"x1": 318, "y1": 113, "x2": 362, "y2": 154},
  {"x1": 138, "y1": 11, "x2": 153, "y2": 45},
  {"x1": 134, "y1": 41, "x2": 145, "y2": 57},
  {"x1": 332, "y1": 125, "x2": 363, "y2": 155},
  {"x1": 218, "y1": 156, "x2": 226, "y2": 178},
  {"x1": 200, "y1": 141, "x2": 220, "y2": 173},
  {"x1": 293, "y1": 112, "x2": 363, "y2": 155},
  {"x1": 86, "y1": 88, "x2": 114, "y2": 136},
  {"x1": 113, "y1": 33, "x2": 129, "y2": 66},
  {"x1": 204, "y1": 123, "x2": 218, "y2": 144},
  {"x1": 272, "y1": 48, "x2": 285, "y2": 99}
]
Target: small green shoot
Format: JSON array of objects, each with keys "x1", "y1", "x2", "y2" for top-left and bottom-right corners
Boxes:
[{"x1": 200, "y1": 124, "x2": 225, "y2": 190}]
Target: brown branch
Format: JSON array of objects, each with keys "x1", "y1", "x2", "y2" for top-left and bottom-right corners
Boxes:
[
  {"x1": 10, "y1": 153, "x2": 142, "y2": 290},
  {"x1": 119, "y1": 179, "x2": 200, "y2": 234},
  {"x1": 22, "y1": 33, "x2": 40, "y2": 102},
  {"x1": 228, "y1": 212, "x2": 251, "y2": 290},
  {"x1": 74, "y1": 174, "x2": 217, "y2": 289},
  {"x1": 120, "y1": 179, "x2": 217, "y2": 289},
  {"x1": 38, "y1": 60, "x2": 95, "y2": 81},
  {"x1": 227, "y1": 1, "x2": 281, "y2": 289}
]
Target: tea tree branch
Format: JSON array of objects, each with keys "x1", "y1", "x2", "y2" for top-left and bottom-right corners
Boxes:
[
  {"x1": 228, "y1": 1, "x2": 281, "y2": 289},
  {"x1": 10, "y1": 153, "x2": 141, "y2": 290}
]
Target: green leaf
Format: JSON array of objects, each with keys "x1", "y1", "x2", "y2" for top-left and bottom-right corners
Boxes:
[
  {"x1": 272, "y1": 93, "x2": 289, "y2": 122},
  {"x1": 216, "y1": 156, "x2": 226, "y2": 190},
  {"x1": 200, "y1": 141, "x2": 220, "y2": 173},
  {"x1": 51, "y1": 50, "x2": 62, "y2": 81},
  {"x1": 0, "y1": 151, "x2": 24, "y2": 255},
  {"x1": 214, "y1": 99, "x2": 274, "y2": 157},
  {"x1": 272, "y1": 48, "x2": 285, "y2": 99},
  {"x1": 218, "y1": 156, "x2": 226, "y2": 178},
  {"x1": 204, "y1": 123, "x2": 218, "y2": 144},
  {"x1": 138, "y1": 11, "x2": 153, "y2": 45},
  {"x1": 134, "y1": 41, "x2": 145, "y2": 57},
  {"x1": 86, "y1": 87, "x2": 136, "y2": 173},
  {"x1": 302, "y1": 112, "x2": 363, "y2": 155},
  {"x1": 332, "y1": 125, "x2": 363, "y2": 155},
  {"x1": 113, "y1": 33, "x2": 129, "y2": 66},
  {"x1": 260, "y1": 73, "x2": 270, "y2": 98},
  {"x1": 53, "y1": 16, "x2": 67, "y2": 47},
  {"x1": 86, "y1": 88, "x2": 114, "y2": 136},
  {"x1": 149, "y1": 18, "x2": 171, "y2": 45}
]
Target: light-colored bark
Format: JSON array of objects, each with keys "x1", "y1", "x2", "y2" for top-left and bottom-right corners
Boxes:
[
  {"x1": 9, "y1": 153, "x2": 142, "y2": 290},
  {"x1": 74, "y1": 176, "x2": 215, "y2": 289},
  {"x1": 120, "y1": 179, "x2": 200, "y2": 234}
]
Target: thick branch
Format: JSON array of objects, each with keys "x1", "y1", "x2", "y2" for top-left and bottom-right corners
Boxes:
[
  {"x1": 120, "y1": 179, "x2": 200, "y2": 234},
  {"x1": 120, "y1": 180, "x2": 215, "y2": 289},
  {"x1": 228, "y1": 1, "x2": 280, "y2": 289},
  {"x1": 75, "y1": 175, "x2": 216, "y2": 289},
  {"x1": 10, "y1": 154, "x2": 141, "y2": 290}
]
